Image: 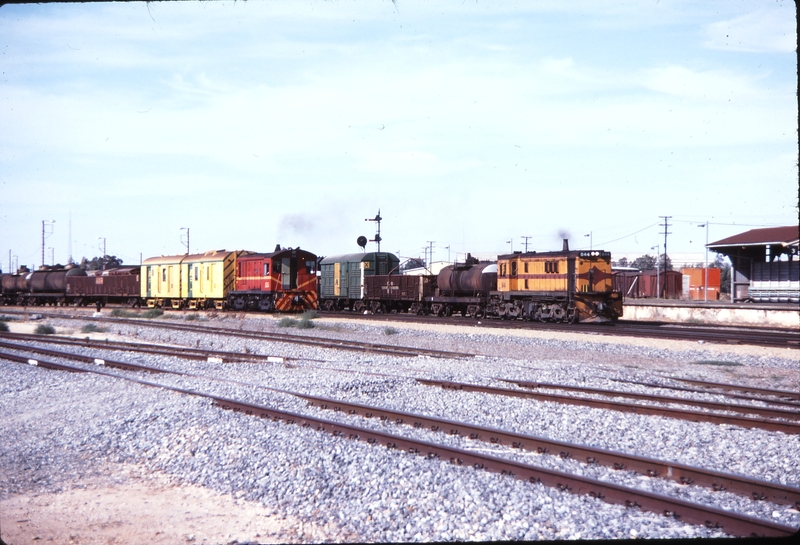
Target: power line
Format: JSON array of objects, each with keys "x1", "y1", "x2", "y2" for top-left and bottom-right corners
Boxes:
[{"x1": 594, "y1": 223, "x2": 659, "y2": 247}]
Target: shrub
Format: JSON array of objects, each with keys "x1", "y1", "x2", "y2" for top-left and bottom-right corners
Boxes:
[
  {"x1": 81, "y1": 324, "x2": 108, "y2": 333},
  {"x1": 35, "y1": 324, "x2": 56, "y2": 335},
  {"x1": 185, "y1": 313, "x2": 198, "y2": 321},
  {"x1": 383, "y1": 327, "x2": 399, "y2": 336},
  {"x1": 110, "y1": 308, "x2": 137, "y2": 318},
  {"x1": 140, "y1": 309, "x2": 164, "y2": 319},
  {"x1": 300, "y1": 310, "x2": 318, "y2": 321},
  {"x1": 0, "y1": 321, "x2": 8, "y2": 332},
  {"x1": 297, "y1": 317, "x2": 315, "y2": 329},
  {"x1": 277, "y1": 317, "x2": 299, "y2": 328}
]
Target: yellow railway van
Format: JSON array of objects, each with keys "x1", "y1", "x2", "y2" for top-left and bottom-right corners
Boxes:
[{"x1": 142, "y1": 250, "x2": 245, "y2": 310}]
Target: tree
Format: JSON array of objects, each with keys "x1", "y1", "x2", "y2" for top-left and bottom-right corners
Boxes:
[
  {"x1": 400, "y1": 258, "x2": 425, "y2": 271},
  {"x1": 630, "y1": 254, "x2": 657, "y2": 270},
  {"x1": 710, "y1": 254, "x2": 732, "y2": 294},
  {"x1": 613, "y1": 257, "x2": 629, "y2": 267},
  {"x1": 80, "y1": 255, "x2": 124, "y2": 270}
]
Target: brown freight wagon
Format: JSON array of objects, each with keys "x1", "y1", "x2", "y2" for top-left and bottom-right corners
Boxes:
[
  {"x1": 640, "y1": 270, "x2": 683, "y2": 299},
  {"x1": 363, "y1": 274, "x2": 435, "y2": 314},
  {"x1": 67, "y1": 267, "x2": 142, "y2": 307}
]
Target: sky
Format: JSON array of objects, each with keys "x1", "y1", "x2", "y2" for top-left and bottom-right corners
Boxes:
[{"x1": 1, "y1": 0, "x2": 797, "y2": 271}]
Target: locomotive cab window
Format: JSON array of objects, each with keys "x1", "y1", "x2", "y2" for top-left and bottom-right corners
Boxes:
[
  {"x1": 524, "y1": 262, "x2": 529, "y2": 273},
  {"x1": 306, "y1": 260, "x2": 316, "y2": 274},
  {"x1": 511, "y1": 262, "x2": 517, "y2": 277},
  {"x1": 263, "y1": 263, "x2": 270, "y2": 276}
]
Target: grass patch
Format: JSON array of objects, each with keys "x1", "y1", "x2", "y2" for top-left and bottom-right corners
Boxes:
[
  {"x1": 110, "y1": 308, "x2": 138, "y2": 318},
  {"x1": 691, "y1": 360, "x2": 743, "y2": 367},
  {"x1": 277, "y1": 310, "x2": 318, "y2": 329},
  {"x1": 383, "y1": 327, "x2": 399, "y2": 336},
  {"x1": 184, "y1": 313, "x2": 198, "y2": 321},
  {"x1": 34, "y1": 324, "x2": 56, "y2": 335},
  {"x1": 109, "y1": 308, "x2": 164, "y2": 319},
  {"x1": 81, "y1": 324, "x2": 108, "y2": 333},
  {"x1": 0, "y1": 321, "x2": 8, "y2": 332}
]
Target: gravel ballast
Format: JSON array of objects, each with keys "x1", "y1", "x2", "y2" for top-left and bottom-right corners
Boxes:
[{"x1": 1, "y1": 312, "x2": 799, "y2": 542}]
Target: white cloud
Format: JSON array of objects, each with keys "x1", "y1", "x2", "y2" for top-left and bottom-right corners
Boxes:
[{"x1": 705, "y1": 10, "x2": 797, "y2": 53}]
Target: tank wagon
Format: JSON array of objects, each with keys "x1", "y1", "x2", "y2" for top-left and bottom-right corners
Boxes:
[
  {"x1": 0, "y1": 264, "x2": 88, "y2": 306},
  {"x1": 319, "y1": 252, "x2": 400, "y2": 312},
  {"x1": 358, "y1": 242, "x2": 622, "y2": 323}
]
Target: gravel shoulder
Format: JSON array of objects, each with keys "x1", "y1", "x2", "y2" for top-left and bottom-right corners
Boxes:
[{"x1": 1, "y1": 312, "x2": 798, "y2": 543}]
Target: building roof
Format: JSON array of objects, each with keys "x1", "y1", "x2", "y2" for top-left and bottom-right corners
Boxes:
[{"x1": 708, "y1": 226, "x2": 799, "y2": 248}]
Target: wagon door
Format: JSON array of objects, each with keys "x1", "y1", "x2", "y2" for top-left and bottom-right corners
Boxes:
[{"x1": 281, "y1": 257, "x2": 295, "y2": 290}]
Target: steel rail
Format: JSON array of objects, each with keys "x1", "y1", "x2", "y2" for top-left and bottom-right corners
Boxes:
[
  {"x1": 498, "y1": 379, "x2": 800, "y2": 421},
  {"x1": 0, "y1": 331, "x2": 300, "y2": 364},
  {"x1": 103, "y1": 318, "x2": 474, "y2": 359},
  {"x1": 608, "y1": 377, "x2": 800, "y2": 410},
  {"x1": 418, "y1": 379, "x2": 800, "y2": 435},
  {"x1": 664, "y1": 376, "x2": 800, "y2": 402},
  {"x1": 2, "y1": 352, "x2": 795, "y2": 538},
  {"x1": 1, "y1": 310, "x2": 473, "y2": 359},
  {"x1": 298, "y1": 393, "x2": 800, "y2": 508}
]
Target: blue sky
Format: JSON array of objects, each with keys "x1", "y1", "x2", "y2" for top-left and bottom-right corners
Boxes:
[{"x1": 1, "y1": 0, "x2": 796, "y2": 269}]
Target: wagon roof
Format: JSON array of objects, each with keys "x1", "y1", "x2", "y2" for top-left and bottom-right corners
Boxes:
[
  {"x1": 320, "y1": 252, "x2": 398, "y2": 264},
  {"x1": 497, "y1": 250, "x2": 609, "y2": 259},
  {"x1": 182, "y1": 250, "x2": 243, "y2": 264},
  {"x1": 238, "y1": 248, "x2": 317, "y2": 261},
  {"x1": 142, "y1": 250, "x2": 244, "y2": 266}
]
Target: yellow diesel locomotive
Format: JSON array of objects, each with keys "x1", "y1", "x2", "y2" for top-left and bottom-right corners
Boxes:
[{"x1": 494, "y1": 244, "x2": 622, "y2": 323}]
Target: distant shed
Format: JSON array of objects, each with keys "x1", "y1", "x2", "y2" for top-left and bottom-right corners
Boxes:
[{"x1": 707, "y1": 226, "x2": 799, "y2": 302}]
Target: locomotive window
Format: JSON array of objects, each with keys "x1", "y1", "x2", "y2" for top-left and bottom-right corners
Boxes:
[
  {"x1": 524, "y1": 279, "x2": 529, "y2": 289},
  {"x1": 306, "y1": 260, "x2": 316, "y2": 274},
  {"x1": 511, "y1": 262, "x2": 517, "y2": 277},
  {"x1": 194, "y1": 267, "x2": 198, "y2": 281},
  {"x1": 162, "y1": 269, "x2": 166, "y2": 282},
  {"x1": 500, "y1": 263, "x2": 507, "y2": 277},
  {"x1": 264, "y1": 263, "x2": 270, "y2": 276},
  {"x1": 524, "y1": 262, "x2": 528, "y2": 273}
]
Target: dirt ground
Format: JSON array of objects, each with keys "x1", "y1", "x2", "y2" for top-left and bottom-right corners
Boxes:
[{"x1": 0, "y1": 466, "x2": 340, "y2": 545}]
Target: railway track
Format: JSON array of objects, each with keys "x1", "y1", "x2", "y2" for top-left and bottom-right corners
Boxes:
[
  {"x1": 420, "y1": 379, "x2": 800, "y2": 435},
  {"x1": 0, "y1": 309, "x2": 474, "y2": 359},
  {"x1": 3, "y1": 307, "x2": 799, "y2": 350},
  {"x1": 0, "y1": 344, "x2": 796, "y2": 538},
  {"x1": 321, "y1": 311, "x2": 800, "y2": 348}
]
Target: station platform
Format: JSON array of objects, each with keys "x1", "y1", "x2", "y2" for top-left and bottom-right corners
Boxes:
[{"x1": 622, "y1": 299, "x2": 799, "y2": 329}]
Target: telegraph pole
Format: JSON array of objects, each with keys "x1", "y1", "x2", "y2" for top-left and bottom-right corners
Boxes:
[
  {"x1": 659, "y1": 216, "x2": 672, "y2": 298},
  {"x1": 521, "y1": 236, "x2": 531, "y2": 253},
  {"x1": 41, "y1": 220, "x2": 55, "y2": 268},
  {"x1": 180, "y1": 227, "x2": 190, "y2": 254},
  {"x1": 426, "y1": 241, "x2": 435, "y2": 266}
]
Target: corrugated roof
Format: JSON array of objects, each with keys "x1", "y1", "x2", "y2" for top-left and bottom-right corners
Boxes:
[{"x1": 708, "y1": 226, "x2": 799, "y2": 248}]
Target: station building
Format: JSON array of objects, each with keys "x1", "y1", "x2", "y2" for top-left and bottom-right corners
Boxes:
[{"x1": 707, "y1": 225, "x2": 799, "y2": 303}]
